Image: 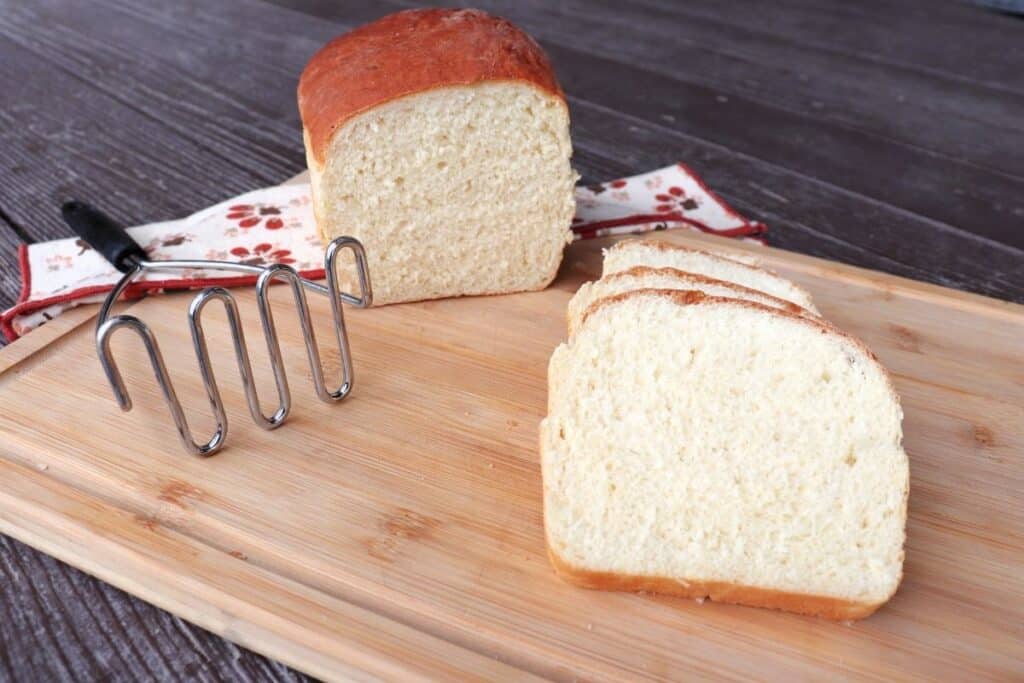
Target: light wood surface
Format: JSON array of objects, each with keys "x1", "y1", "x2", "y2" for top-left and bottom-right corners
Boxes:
[
  {"x1": 3, "y1": 2, "x2": 1023, "y2": 679},
  {"x1": 0, "y1": 230, "x2": 1021, "y2": 681}
]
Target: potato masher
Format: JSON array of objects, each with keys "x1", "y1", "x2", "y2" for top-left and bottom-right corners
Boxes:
[{"x1": 61, "y1": 200, "x2": 372, "y2": 457}]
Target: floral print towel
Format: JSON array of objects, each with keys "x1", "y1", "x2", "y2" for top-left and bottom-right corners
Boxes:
[{"x1": 1, "y1": 162, "x2": 765, "y2": 340}]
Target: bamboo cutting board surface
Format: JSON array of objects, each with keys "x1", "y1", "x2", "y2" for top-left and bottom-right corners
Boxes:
[{"x1": 0, "y1": 230, "x2": 1021, "y2": 681}]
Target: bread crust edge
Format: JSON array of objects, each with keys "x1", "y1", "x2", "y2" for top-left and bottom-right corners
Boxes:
[
  {"x1": 566, "y1": 265, "x2": 814, "y2": 336},
  {"x1": 298, "y1": 8, "x2": 565, "y2": 166},
  {"x1": 605, "y1": 238, "x2": 819, "y2": 313},
  {"x1": 546, "y1": 544, "x2": 883, "y2": 620}
]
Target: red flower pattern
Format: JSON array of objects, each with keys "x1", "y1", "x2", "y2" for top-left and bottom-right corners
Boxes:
[
  {"x1": 654, "y1": 186, "x2": 699, "y2": 213},
  {"x1": 7, "y1": 165, "x2": 768, "y2": 341},
  {"x1": 228, "y1": 242, "x2": 296, "y2": 266},
  {"x1": 226, "y1": 204, "x2": 285, "y2": 230}
]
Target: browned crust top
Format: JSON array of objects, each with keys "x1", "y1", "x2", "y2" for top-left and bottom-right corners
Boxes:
[
  {"x1": 606, "y1": 240, "x2": 816, "y2": 303},
  {"x1": 608, "y1": 238, "x2": 760, "y2": 266},
  {"x1": 298, "y1": 8, "x2": 564, "y2": 165},
  {"x1": 604, "y1": 265, "x2": 810, "y2": 316}
]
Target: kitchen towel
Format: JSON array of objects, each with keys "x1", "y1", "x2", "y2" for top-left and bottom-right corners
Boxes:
[{"x1": 1, "y1": 162, "x2": 765, "y2": 340}]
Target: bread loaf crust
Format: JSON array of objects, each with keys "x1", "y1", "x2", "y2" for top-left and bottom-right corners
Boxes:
[
  {"x1": 604, "y1": 239, "x2": 818, "y2": 310},
  {"x1": 567, "y1": 266, "x2": 814, "y2": 335},
  {"x1": 298, "y1": 8, "x2": 564, "y2": 166},
  {"x1": 608, "y1": 239, "x2": 761, "y2": 267},
  {"x1": 601, "y1": 266, "x2": 809, "y2": 317},
  {"x1": 547, "y1": 545, "x2": 881, "y2": 620}
]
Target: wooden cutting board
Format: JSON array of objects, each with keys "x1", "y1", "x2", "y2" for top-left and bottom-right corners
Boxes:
[{"x1": 0, "y1": 229, "x2": 1021, "y2": 681}]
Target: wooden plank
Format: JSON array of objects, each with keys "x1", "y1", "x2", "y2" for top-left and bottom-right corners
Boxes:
[
  {"x1": 0, "y1": 6, "x2": 301, "y2": 238},
  {"x1": 0, "y1": 229, "x2": 1021, "y2": 680},
  {"x1": 547, "y1": 43, "x2": 1024, "y2": 248},
  {"x1": 0, "y1": 533, "x2": 307, "y2": 682},
  {"x1": 630, "y1": 0, "x2": 1024, "y2": 93},
  {"x1": 0, "y1": 227, "x2": 26, "y2": 312},
  {"x1": 0, "y1": 305, "x2": 98, "y2": 375},
  {"x1": 0, "y1": 459, "x2": 541, "y2": 682},
  {"x1": 567, "y1": 102, "x2": 1024, "y2": 302}
]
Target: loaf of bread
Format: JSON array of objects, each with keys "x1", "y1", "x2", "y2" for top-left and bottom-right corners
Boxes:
[
  {"x1": 567, "y1": 266, "x2": 810, "y2": 335},
  {"x1": 603, "y1": 240, "x2": 818, "y2": 313},
  {"x1": 541, "y1": 289, "x2": 908, "y2": 619},
  {"x1": 298, "y1": 9, "x2": 576, "y2": 304}
]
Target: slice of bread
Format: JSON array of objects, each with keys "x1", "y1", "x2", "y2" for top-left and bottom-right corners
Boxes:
[
  {"x1": 567, "y1": 266, "x2": 811, "y2": 335},
  {"x1": 541, "y1": 290, "x2": 908, "y2": 619},
  {"x1": 603, "y1": 240, "x2": 818, "y2": 313},
  {"x1": 299, "y1": 9, "x2": 576, "y2": 304}
]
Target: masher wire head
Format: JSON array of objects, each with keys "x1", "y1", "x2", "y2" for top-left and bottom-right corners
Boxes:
[{"x1": 62, "y1": 200, "x2": 372, "y2": 457}]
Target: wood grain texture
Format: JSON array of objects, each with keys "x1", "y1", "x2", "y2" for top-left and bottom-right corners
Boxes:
[
  {"x1": 0, "y1": 229, "x2": 1022, "y2": 681},
  {"x1": 472, "y1": 0, "x2": 1024, "y2": 224},
  {"x1": 1, "y1": 0, "x2": 1023, "y2": 679},
  {"x1": 636, "y1": 0, "x2": 1024, "y2": 90},
  {"x1": 0, "y1": 533, "x2": 308, "y2": 682},
  {"x1": 0, "y1": 227, "x2": 26, "y2": 310}
]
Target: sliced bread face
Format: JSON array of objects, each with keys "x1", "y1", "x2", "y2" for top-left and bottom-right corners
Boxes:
[
  {"x1": 541, "y1": 290, "x2": 908, "y2": 619},
  {"x1": 567, "y1": 266, "x2": 811, "y2": 335},
  {"x1": 603, "y1": 240, "x2": 819, "y2": 313},
  {"x1": 309, "y1": 82, "x2": 576, "y2": 304}
]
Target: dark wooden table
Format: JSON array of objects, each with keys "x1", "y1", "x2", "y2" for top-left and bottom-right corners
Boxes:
[{"x1": 1, "y1": 1, "x2": 1021, "y2": 679}]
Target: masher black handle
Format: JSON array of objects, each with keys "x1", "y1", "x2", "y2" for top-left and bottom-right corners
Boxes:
[{"x1": 61, "y1": 200, "x2": 148, "y2": 273}]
